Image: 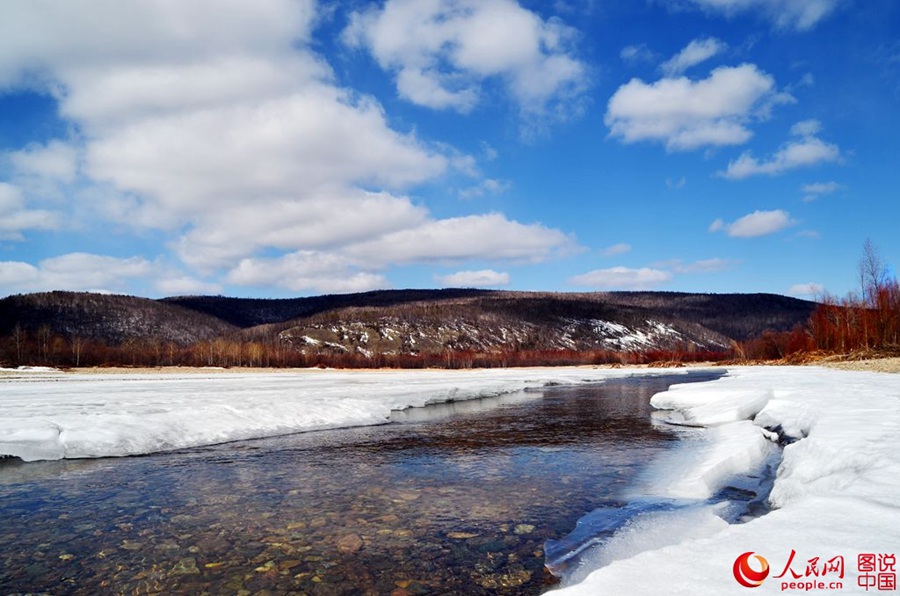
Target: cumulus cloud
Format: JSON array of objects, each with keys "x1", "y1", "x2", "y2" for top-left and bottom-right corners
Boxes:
[
  {"x1": 435, "y1": 269, "x2": 511, "y2": 287},
  {"x1": 719, "y1": 119, "x2": 841, "y2": 179},
  {"x1": 226, "y1": 252, "x2": 388, "y2": 294},
  {"x1": 173, "y1": 190, "x2": 430, "y2": 271},
  {"x1": 605, "y1": 64, "x2": 790, "y2": 151},
  {"x1": 788, "y1": 282, "x2": 824, "y2": 296},
  {"x1": 790, "y1": 118, "x2": 822, "y2": 137},
  {"x1": 0, "y1": 182, "x2": 63, "y2": 241},
  {"x1": 154, "y1": 276, "x2": 223, "y2": 297},
  {"x1": 8, "y1": 140, "x2": 79, "y2": 183},
  {"x1": 684, "y1": 0, "x2": 840, "y2": 31},
  {"x1": 710, "y1": 209, "x2": 796, "y2": 238},
  {"x1": 571, "y1": 256, "x2": 735, "y2": 290},
  {"x1": 569, "y1": 266, "x2": 672, "y2": 290},
  {"x1": 0, "y1": 253, "x2": 158, "y2": 294},
  {"x1": 2, "y1": 141, "x2": 79, "y2": 227},
  {"x1": 343, "y1": 0, "x2": 587, "y2": 117},
  {"x1": 660, "y1": 38, "x2": 727, "y2": 76},
  {"x1": 342, "y1": 213, "x2": 577, "y2": 266},
  {"x1": 0, "y1": 1, "x2": 576, "y2": 294}
]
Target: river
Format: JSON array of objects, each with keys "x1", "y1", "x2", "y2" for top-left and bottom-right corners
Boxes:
[{"x1": 0, "y1": 372, "x2": 723, "y2": 594}]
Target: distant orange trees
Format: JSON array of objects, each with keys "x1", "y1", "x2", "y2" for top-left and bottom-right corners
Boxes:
[
  {"x1": 810, "y1": 240, "x2": 900, "y2": 353},
  {"x1": 738, "y1": 240, "x2": 900, "y2": 360},
  {"x1": 0, "y1": 326, "x2": 733, "y2": 370}
]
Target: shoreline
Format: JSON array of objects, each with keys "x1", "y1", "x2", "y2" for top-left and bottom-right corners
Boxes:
[{"x1": 4, "y1": 354, "x2": 899, "y2": 376}]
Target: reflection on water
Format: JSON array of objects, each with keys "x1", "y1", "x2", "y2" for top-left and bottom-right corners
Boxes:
[{"x1": 0, "y1": 372, "x2": 721, "y2": 595}]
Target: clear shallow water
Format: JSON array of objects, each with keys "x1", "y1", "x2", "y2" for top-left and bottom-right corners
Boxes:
[{"x1": 0, "y1": 372, "x2": 722, "y2": 595}]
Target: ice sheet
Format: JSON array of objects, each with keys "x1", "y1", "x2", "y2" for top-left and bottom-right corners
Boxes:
[{"x1": 0, "y1": 367, "x2": 678, "y2": 462}]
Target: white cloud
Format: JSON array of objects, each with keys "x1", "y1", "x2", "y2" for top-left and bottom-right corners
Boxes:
[
  {"x1": 154, "y1": 276, "x2": 223, "y2": 297},
  {"x1": 789, "y1": 282, "x2": 824, "y2": 296},
  {"x1": 8, "y1": 140, "x2": 79, "y2": 183},
  {"x1": 719, "y1": 121, "x2": 841, "y2": 179},
  {"x1": 0, "y1": 1, "x2": 318, "y2": 89},
  {"x1": 0, "y1": 1, "x2": 578, "y2": 294},
  {"x1": 226, "y1": 251, "x2": 388, "y2": 294},
  {"x1": 620, "y1": 44, "x2": 657, "y2": 64},
  {"x1": 0, "y1": 182, "x2": 63, "y2": 240},
  {"x1": 459, "y1": 178, "x2": 511, "y2": 200},
  {"x1": 660, "y1": 38, "x2": 727, "y2": 76},
  {"x1": 601, "y1": 243, "x2": 632, "y2": 257},
  {"x1": 343, "y1": 0, "x2": 587, "y2": 117},
  {"x1": 710, "y1": 209, "x2": 796, "y2": 238},
  {"x1": 174, "y1": 189, "x2": 429, "y2": 271},
  {"x1": 802, "y1": 181, "x2": 842, "y2": 194},
  {"x1": 790, "y1": 118, "x2": 822, "y2": 137},
  {"x1": 435, "y1": 269, "x2": 511, "y2": 287},
  {"x1": 655, "y1": 258, "x2": 738, "y2": 273},
  {"x1": 605, "y1": 64, "x2": 789, "y2": 151},
  {"x1": 85, "y1": 86, "x2": 448, "y2": 219},
  {"x1": 569, "y1": 267, "x2": 672, "y2": 290},
  {"x1": 342, "y1": 213, "x2": 577, "y2": 266},
  {"x1": 684, "y1": 0, "x2": 840, "y2": 31},
  {"x1": 0, "y1": 253, "x2": 158, "y2": 294},
  {"x1": 801, "y1": 180, "x2": 844, "y2": 202}
]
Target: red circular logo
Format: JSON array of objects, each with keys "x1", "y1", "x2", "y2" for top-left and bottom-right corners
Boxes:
[{"x1": 733, "y1": 552, "x2": 770, "y2": 588}]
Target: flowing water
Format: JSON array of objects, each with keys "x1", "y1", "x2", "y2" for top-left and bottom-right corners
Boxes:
[{"x1": 0, "y1": 372, "x2": 724, "y2": 595}]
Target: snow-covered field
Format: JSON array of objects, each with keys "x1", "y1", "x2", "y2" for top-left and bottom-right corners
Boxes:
[
  {"x1": 1, "y1": 365, "x2": 898, "y2": 594},
  {"x1": 0, "y1": 366, "x2": 664, "y2": 461}
]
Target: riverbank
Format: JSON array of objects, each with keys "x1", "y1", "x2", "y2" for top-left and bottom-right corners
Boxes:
[
  {"x1": 818, "y1": 355, "x2": 900, "y2": 373},
  {"x1": 4, "y1": 351, "x2": 899, "y2": 377},
  {"x1": 553, "y1": 365, "x2": 900, "y2": 595}
]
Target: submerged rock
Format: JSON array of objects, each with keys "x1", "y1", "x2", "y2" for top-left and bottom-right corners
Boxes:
[{"x1": 336, "y1": 533, "x2": 364, "y2": 554}]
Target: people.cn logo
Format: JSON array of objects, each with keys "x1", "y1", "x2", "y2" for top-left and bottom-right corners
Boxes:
[{"x1": 734, "y1": 552, "x2": 770, "y2": 588}]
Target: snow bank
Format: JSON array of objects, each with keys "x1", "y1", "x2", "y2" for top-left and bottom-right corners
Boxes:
[
  {"x1": 554, "y1": 366, "x2": 900, "y2": 595},
  {"x1": 0, "y1": 366, "x2": 63, "y2": 375},
  {"x1": 0, "y1": 367, "x2": 674, "y2": 462}
]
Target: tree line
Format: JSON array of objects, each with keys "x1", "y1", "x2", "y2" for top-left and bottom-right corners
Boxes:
[
  {"x1": 0, "y1": 323, "x2": 729, "y2": 369},
  {"x1": 737, "y1": 240, "x2": 900, "y2": 360}
]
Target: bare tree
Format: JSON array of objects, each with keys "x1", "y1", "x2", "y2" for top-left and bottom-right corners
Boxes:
[
  {"x1": 859, "y1": 239, "x2": 888, "y2": 308},
  {"x1": 71, "y1": 336, "x2": 85, "y2": 367},
  {"x1": 12, "y1": 324, "x2": 24, "y2": 365}
]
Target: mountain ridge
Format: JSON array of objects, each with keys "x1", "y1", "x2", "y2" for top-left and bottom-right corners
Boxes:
[{"x1": 1, "y1": 289, "x2": 818, "y2": 368}]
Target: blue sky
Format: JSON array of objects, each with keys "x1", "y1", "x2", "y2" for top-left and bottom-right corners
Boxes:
[{"x1": 0, "y1": 0, "x2": 897, "y2": 299}]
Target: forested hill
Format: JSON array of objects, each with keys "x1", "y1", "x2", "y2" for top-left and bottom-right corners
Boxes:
[
  {"x1": 160, "y1": 290, "x2": 816, "y2": 341},
  {"x1": 0, "y1": 291, "x2": 237, "y2": 345},
  {"x1": 160, "y1": 288, "x2": 491, "y2": 328},
  {"x1": 1, "y1": 289, "x2": 817, "y2": 368}
]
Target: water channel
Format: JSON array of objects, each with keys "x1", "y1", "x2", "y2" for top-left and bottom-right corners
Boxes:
[{"x1": 0, "y1": 372, "x2": 725, "y2": 595}]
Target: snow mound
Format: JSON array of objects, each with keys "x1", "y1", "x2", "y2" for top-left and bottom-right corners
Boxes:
[
  {"x1": 553, "y1": 366, "x2": 900, "y2": 595},
  {"x1": 650, "y1": 384, "x2": 772, "y2": 426}
]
